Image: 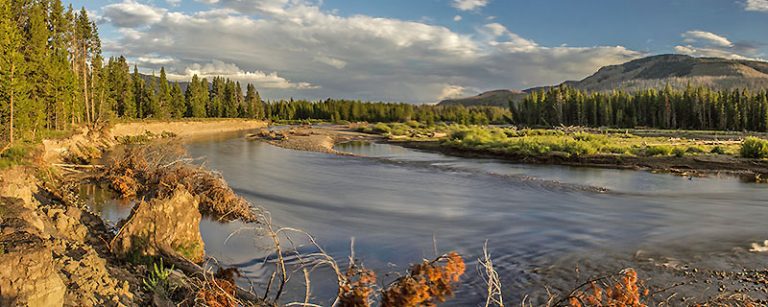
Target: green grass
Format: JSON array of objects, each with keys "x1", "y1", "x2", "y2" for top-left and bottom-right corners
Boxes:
[
  {"x1": 441, "y1": 126, "x2": 741, "y2": 159},
  {"x1": 0, "y1": 144, "x2": 32, "y2": 169}
]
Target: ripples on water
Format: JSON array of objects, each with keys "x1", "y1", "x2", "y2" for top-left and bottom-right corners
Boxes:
[{"x1": 84, "y1": 136, "x2": 768, "y2": 305}]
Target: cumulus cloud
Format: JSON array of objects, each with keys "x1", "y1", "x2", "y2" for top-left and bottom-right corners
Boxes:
[
  {"x1": 168, "y1": 60, "x2": 319, "y2": 89},
  {"x1": 437, "y1": 85, "x2": 466, "y2": 100},
  {"x1": 745, "y1": 0, "x2": 768, "y2": 12},
  {"x1": 682, "y1": 30, "x2": 733, "y2": 47},
  {"x1": 102, "y1": 0, "x2": 167, "y2": 28},
  {"x1": 675, "y1": 30, "x2": 761, "y2": 60},
  {"x1": 453, "y1": 15, "x2": 462, "y2": 22},
  {"x1": 101, "y1": 0, "x2": 643, "y2": 102},
  {"x1": 451, "y1": 0, "x2": 489, "y2": 11}
]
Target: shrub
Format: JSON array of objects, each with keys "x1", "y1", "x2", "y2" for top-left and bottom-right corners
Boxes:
[
  {"x1": 389, "y1": 123, "x2": 411, "y2": 136},
  {"x1": 144, "y1": 259, "x2": 175, "y2": 299},
  {"x1": 672, "y1": 147, "x2": 686, "y2": 158},
  {"x1": 685, "y1": 146, "x2": 705, "y2": 154},
  {"x1": 740, "y1": 137, "x2": 768, "y2": 159},
  {"x1": 710, "y1": 146, "x2": 726, "y2": 155},
  {"x1": 381, "y1": 252, "x2": 465, "y2": 307},
  {"x1": 568, "y1": 268, "x2": 648, "y2": 307},
  {"x1": 371, "y1": 123, "x2": 391, "y2": 134},
  {"x1": 645, "y1": 145, "x2": 673, "y2": 156},
  {"x1": 0, "y1": 145, "x2": 29, "y2": 169}
]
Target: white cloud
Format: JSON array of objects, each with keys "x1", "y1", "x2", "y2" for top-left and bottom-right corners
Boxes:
[
  {"x1": 682, "y1": 30, "x2": 733, "y2": 47},
  {"x1": 745, "y1": 0, "x2": 768, "y2": 12},
  {"x1": 166, "y1": 0, "x2": 182, "y2": 6},
  {"x1": 451, "y1": 0, "x2": 489, "y2": 11},
  {"x1": 102, "y1": 0, "x2": 644, "y2": 102},
  {"x1": 137, "y1": 55, "x2": 175, "y2": 65},
  {"x1": 675, "y1": 30, "x2": 760, "y2": 60},
  {"x1": 313, "y1": 56, "x2": 347, "y2": 69},
  {"x1": 437, "y1": 85, "x2": 466, "y2": 100},
  {"x1": 102, "y1": 0, "x2": 167, "y2": 28},
  {"x1": 168, "y1": 60, "x2": 319, "y2": 89},
  {"x1": 674, "y1": 45, "x2": 748, "y2": 60},
  {"x1": 453, "y1": 15, "x2": 462, "y2": 22}
]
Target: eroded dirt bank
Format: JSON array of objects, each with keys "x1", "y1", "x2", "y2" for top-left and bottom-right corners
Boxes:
[{"x1": 0, "y1": 119, "x2": 270, "y2": 306}]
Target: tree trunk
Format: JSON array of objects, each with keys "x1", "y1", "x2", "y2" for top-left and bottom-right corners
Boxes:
[{"x1": 9, "y1": 64, "x2": 15, "y2": 145}]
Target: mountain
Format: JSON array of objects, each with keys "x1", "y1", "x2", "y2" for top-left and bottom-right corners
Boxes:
[
  {"x1": 439, "y1": 54, "x2": 768, "y2": 107},
  {"x1": 565, "y1": 54, "x2": 768, "y2": 92},
  {"x1": 437, "y1": 89, "x2": 528, "y2": 107}
]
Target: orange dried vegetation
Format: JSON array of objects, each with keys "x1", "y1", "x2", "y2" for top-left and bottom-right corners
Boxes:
[
  {"x1": 338, "y1": 263, "x2": 378, "y2": 307},
  {"x1": 196, "y1": 268, "x2": 240, "y2": 307},
  {"x1": 381, "y1": 252, "x2": 466, "y2": 307},
  {"x1": 569, "y1": 269, "x2": 648, "y2": 307}
]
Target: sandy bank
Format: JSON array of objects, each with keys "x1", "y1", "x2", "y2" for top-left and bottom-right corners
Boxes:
[
  {"x1": 111, "y1": 119, "x2": 268, "y2": 139},
  {"x1": 42, "y1": 119, "x2": 268, "y2": 163}
]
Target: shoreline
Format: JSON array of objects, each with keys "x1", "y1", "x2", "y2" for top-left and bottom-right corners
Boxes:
[
  {"x1": 0, "y1": 119, "x2": 271, "y2": 306},
  {"x1": 392, "y1": 140, "x2": 768, "y2": 181},
  {"x1": 247, "y1": 124, "x2": 768, "y2": 181}
]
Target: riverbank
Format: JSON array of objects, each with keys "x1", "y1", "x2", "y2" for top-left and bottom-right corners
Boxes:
[
  {"x1": 0, "y1": 119, "x2": 270, "y2": 306},
  {"x1": 397, "y1": 140, "x2": 768, "y2": 180},
  {"x1": 243, "y1": 123, "x2": 768, "y2": 181},
  {"x1": 246, "y1": 124, "x2": 382, "y2": 154}
]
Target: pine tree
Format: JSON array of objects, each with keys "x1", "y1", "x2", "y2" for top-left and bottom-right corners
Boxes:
[
  {"x1": 170, "y1": 82, "x2": 184, "y2": 118},
  {"x1": 132, "y1": 65, "x2": 144, "y2": 118},
  {"x1": 0, "y1": 0, "x2": 27, "y2": 144},
  {"x1": 156, "y1": 67, "x2": 171, "y2": 118}
]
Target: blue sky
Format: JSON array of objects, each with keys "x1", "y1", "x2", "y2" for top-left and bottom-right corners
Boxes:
[{"x1": 64, "y1": 0, "x2": 768, "y2": 102}]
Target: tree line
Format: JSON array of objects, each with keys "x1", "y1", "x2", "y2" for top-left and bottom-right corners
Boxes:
[
  {"x1": 263, "y1": 99, "x2": 512, "y2": 125},
  {"x1": 513, "y1": 85, "x2": 768, "y2": 131}
]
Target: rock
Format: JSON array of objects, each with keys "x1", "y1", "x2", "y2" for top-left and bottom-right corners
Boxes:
[
  {"x1": 51, "y1": 240, "x2": 135, "y2": 307},
  {"x1": 0, "y1": 167, "x2": 40, "y2": 208},
  {"x1": 110, "y1": 186, "x2": 205, "y2": 263},
  {"x1": 45, "y1": 206, "x2": 88, "y2": 242},
  {"x1": 0, "y1": 197, "x2": 46, "y2": 238},
  {"x1": 0, "y1": 223, "x2": 66, "y2": 307}
]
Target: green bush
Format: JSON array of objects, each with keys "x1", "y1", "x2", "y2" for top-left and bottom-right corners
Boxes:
[
  {"x1": 645, "y1": 145, "x2": 673, "y2": 156},
  {"x1": 685, "y1": 146, "x2": 705, "y2": 154},
  {"x1": 740, "y1": 137, "x2": 768, "y2": 159},
  {"x1": 710, "y1": 146, "x2": 726, "y2": 155},
  {"x1": 673, "y1": 147, "x2": 686, "y2": 158},
  {"x1": 0, "y1": 145, "x2": 30, "y2": 169},
  {"x1": 371, "y1": 123, "x2": 391, "y2": 134},
  {"x1": 389, "y1": 123, "x2": 411, "y2": 136}
]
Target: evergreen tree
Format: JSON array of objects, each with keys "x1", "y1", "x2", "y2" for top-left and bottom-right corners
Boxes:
[
  {"x1": 0, "y1": 0, "x2": 26, "y2": 144},
  {"x1": 156, "y1": 67, "x2": 171, "y2": 118}
]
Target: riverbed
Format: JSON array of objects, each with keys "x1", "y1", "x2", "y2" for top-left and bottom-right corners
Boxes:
[{"x1": 85, "y1": 134, "x2": 768, "y2": 305}]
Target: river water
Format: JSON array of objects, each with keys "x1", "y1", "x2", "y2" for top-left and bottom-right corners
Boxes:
[{"x1": 86, "y1": 135, "x2": 768, "y2": 305}]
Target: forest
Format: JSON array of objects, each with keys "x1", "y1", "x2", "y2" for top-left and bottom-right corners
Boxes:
[{"x1": 515, "y1": 85, "x2": 768, "y2": 131}]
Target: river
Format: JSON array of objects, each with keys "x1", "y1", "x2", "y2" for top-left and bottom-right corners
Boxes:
[{"x1": 86, "y1": 134, "x2": 768, "y2": 305}]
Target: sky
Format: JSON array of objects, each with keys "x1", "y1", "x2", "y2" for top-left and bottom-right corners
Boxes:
[{"x1": 63, "y1": 0, "x2": 768, "y2": 103}]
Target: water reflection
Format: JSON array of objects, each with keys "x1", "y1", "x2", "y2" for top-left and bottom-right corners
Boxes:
[{"x1": 83, "y1": 138, "x2": 768, "y2": 305}]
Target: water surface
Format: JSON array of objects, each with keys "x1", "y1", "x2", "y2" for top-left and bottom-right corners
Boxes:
[{"x1": 88, "y1": 136, "x2": 768, "y2": 305}]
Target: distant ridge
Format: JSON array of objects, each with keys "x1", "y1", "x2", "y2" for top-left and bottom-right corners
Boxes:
[
  {"x1": 439, "y1": 54, "x2": 768, "y2": 107},
  {"x1": 438, "y1": 89, "x2": 528, "y2": 107}
]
